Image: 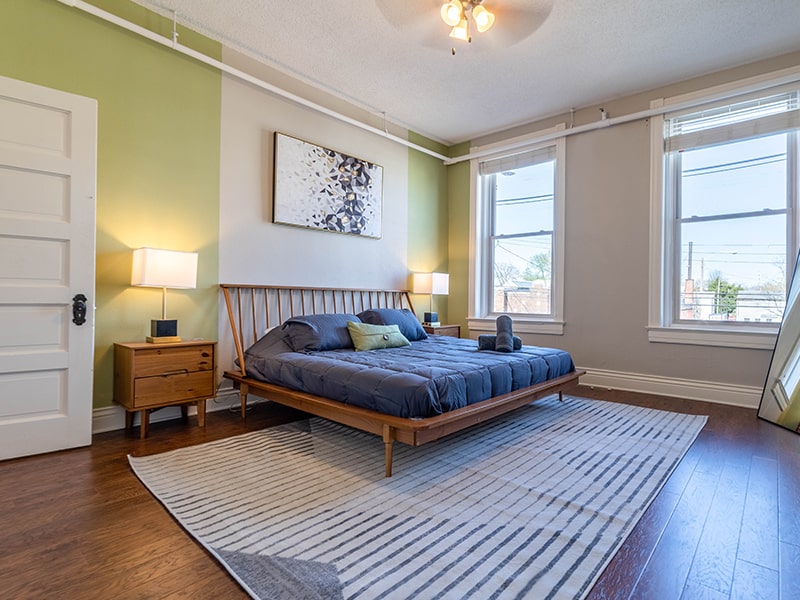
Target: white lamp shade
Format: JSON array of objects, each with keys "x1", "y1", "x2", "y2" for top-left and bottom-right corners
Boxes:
[
  {"x1": 412, "y1": 272, "x2": 433, "y2": 295},
  {"x1": 432, "y1": 272, "x2": 450, "y2": 295},
  {"x1": 131, "y1": 247, "x2": 198, "y2": 289},
  {"x1": 412, "y1": 272, "x2": 449, "y2": 295}
]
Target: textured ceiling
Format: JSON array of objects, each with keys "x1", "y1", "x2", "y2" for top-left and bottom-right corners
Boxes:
[{"x1": 131, "y1": 0, "x2": 800, "y2": 145}]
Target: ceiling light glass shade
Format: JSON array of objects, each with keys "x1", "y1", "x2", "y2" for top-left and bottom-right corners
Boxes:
[
  {"x1": 440, "y1": 0, "x2": 463, "y2": 27},
  {"x1": 472, "y1": 5, "x2": 495, "y2": 32},
  {"x1": 449, "y1": 17, "x2": 470, "y2": 41}
]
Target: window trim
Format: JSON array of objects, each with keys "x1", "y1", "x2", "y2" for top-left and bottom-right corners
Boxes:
[
  {"x1": 469, "y1": 124, "x2": 566, "y2": 334},
  {"x1": 649, "y1": 78, "x2": 800, "y2": 349}
]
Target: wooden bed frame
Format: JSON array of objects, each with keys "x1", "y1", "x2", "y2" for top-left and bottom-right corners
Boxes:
[{"x1": 221, "y1": 284, "x2": 584, "y2": 476}]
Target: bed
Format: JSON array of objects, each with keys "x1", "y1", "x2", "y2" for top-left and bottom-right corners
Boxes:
[{"x1": 221, "y1": 284, "x2": 584, "y2": 476}]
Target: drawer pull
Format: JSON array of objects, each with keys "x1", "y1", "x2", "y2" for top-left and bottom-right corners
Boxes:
[{"x1": 161, "y1": 369, "x2": 190, "y2": 376}]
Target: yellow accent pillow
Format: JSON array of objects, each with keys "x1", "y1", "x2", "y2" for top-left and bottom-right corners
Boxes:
[{"x1": 347, "y1": 321, "x2": 411, "y2": 351}]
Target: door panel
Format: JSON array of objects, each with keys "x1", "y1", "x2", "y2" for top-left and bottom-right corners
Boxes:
[
  {"x1": 0, "y1": 371, "x2": 65, "y2": 419},
  {"x1": 0, "y1": 305, "x2": 65, "y2": 347},
  {"x1": 0, "y1": 99, "x2": 68, "y2": 156},
  {"x1": 0, "y1": 166, "x2": 68, "y2": 220},
  {"x1": 0, "y1": 237, "x2": 67, "y2": 283}
]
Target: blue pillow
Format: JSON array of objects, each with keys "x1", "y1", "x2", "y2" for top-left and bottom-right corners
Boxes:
[
  {"x1": 357, "y1": 308, "x2": 428, "y2": 341},
  {"x1": 282, "y1": 313, "x2": 361, "y2": 351}
]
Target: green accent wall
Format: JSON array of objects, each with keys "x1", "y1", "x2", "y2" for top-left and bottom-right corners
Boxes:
[
  {"x1": 407, "y1": 135, "x2": 471, "y2": 333},
  {"x1": 0, "y1": 0, "x2": 222, "y2": 408},
  {"x1": 446, "y1": 143, "x2": 472, "y2": 335},
  {"x1": 407, "y1": 133, "x2": 450, "y2": 323}
]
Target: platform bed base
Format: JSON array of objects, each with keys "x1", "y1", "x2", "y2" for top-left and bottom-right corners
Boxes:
[{"x1": 223, "y1": 368, "x2": 584, "y2": 477}]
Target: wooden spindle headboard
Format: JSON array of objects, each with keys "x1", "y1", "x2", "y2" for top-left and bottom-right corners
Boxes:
[{"x1": 219, "y1": 284, "x2": 415, "y2": 376}]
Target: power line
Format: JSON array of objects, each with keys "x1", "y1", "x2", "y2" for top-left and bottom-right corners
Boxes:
[
  {"x1": 496, "y1": 193, "x2": 553, "y2": 206},
  {"x1": 495, "y1": 240, "x2": 551, "y2": 264},
  {"x1": 683, "y1": 153, "x2": 785, "y2": 177},
  {"x1": 680, "y1": 242, "x2": 785, "y2": 247}
]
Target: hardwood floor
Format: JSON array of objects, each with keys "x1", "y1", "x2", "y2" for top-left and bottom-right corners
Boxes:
[{"x1": 1, "y1": 387, "x2": 798, "y2": 600}]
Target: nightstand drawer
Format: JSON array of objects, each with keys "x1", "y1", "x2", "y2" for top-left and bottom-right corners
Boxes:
[
  {"x1": 422, "y1": 324, "x2": 461, "y2": 338},
  {"x1": 133, "y1": 345, "x2": 214, "y2": 378},
  {"x1": 133, "y1": 371, "x2": 215, "y2": 408}
]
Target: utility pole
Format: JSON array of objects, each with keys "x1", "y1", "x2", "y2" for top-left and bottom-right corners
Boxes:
[
  {"x1": 700, "y1": 258, "x2": 704, "y2": 291},
  {"x1": 687, "y1": 241, "x2": 693, "y2": 281}
]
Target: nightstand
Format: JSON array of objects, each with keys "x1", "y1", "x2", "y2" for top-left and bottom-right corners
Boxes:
[
  {"x1": 423, "y1": 324, "x2": 461, "y2": 338},
  {"x1": 114, "y1": 340, "x2": 216, "y2": 438}
]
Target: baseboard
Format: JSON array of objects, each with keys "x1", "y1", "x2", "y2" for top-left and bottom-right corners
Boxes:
[
  {"x1": 577, "y1": 366, "x2": 762, "y2": 409},
  {"x1": 94, "y1": 370, "x2": 762, "y2": 433},
  {"x1": 92, "y1": 392, "x2": 242, "y2": 434}
]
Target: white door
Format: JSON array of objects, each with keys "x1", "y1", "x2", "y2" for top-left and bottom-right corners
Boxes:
[{"x1": 0, "y1": 75, "x2": 97, "y2": 460}]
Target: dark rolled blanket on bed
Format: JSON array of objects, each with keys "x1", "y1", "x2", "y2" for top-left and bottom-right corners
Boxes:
[
  {"x1": 478, "y1": 334, "x2": 522, "y2": 351},
  {"x1": 478, "y1": 315, "x2": 519, "y2": 352},
  {"x1": 496, "y1": 315, "x2": 514, "y2": 352}
]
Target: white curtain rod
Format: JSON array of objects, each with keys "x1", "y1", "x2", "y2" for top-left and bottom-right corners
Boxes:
[
  {"x1": 55, "y1": 0, "x2": 450, "y2": 161},
  {"x1": 449, "y1": 64, "x2": 800, "y2": 166},
  {"x1": 55, "y1": 0, "x2": 800, "y2": 168}
]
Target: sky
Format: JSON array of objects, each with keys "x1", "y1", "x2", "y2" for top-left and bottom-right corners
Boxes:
[
  {"x1": 679, "y1": 133, "x2": 789, "y2": 293},
  {"x1": 493, "y1": 160, "x2": 554, "y2": 285}
]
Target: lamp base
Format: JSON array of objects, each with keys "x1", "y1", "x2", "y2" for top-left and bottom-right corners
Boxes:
[
  {"x1": 147, "y1": 319, "x2": 180, "y2": 344},
  {"x1": 423, "y1": 312, "x2": 439, "y2": 326}
]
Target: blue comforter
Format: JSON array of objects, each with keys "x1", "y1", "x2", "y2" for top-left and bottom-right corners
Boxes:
[{"x1": 243, "y1": 330, "x2": 574, "y2": 419}]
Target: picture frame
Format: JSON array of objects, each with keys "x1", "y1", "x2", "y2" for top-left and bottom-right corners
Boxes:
[{"x1": 273, "y1": 132, "x2": 383, "y2": 238}]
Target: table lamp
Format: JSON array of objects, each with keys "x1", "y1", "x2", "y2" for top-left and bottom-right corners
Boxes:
[
  {"x1": 131, "y1": 247, "x2": 198, "y2": 343},
  {"x1": 412, "y1": 272, "x2": 449, "y2": 325}
]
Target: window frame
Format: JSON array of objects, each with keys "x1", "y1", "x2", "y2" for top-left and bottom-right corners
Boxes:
[
  {"x1": 468, "y1": 126, "x2": 566, "y2": 335},
  {"x1": 649, "y1": 81, "x2": 800, "y2": 350}
]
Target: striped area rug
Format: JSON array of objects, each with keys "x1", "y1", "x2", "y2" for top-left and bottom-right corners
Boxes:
[{"x1": 129, "y1": 395, "x2": 706, "y2": 600}]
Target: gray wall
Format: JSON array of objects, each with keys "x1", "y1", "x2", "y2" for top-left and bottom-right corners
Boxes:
[
  {"x1": 467, "y1": 51, "x2": 800, "y2": 404},
  {"x1": 562, "y1": 120, "x2": 769, "y2": 387}
]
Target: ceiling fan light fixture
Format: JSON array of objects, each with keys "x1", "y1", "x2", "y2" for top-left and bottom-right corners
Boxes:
[
  {"x1": 449, "y1": 17, "x2": 470, "y2": 42},
  {"x1": 442, "y1": 0, "x2": 494, "y2": 45},
  {"x1": 472, "y1": 5, "x2": 495, "y2": 33},
  {"x1": 440, "y1": 0, "x2": 464, "y2": 27}
]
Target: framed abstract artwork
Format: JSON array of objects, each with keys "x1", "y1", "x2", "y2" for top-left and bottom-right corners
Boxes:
[{"x1": 273, "y1": 132, "x2": 384, "y2": 238}]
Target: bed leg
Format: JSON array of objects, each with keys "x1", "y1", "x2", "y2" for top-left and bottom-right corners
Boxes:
[
  {"x1": 382, "y1": 424, "x2": 395, "y2": 478},
  {"x1": 240, "y1": 383, "x2": 249, "y2": 420},
  {"x1": 558, "y1": 390, "x2": 564, "y2": 402}
]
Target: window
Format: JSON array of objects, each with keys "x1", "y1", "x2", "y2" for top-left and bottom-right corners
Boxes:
[
  {"x1": 651, "y1": 85, "x2": 800, "y2": 347},
  {"x1": 470, "y1": 136, "x2": 565, "y2": 334}
]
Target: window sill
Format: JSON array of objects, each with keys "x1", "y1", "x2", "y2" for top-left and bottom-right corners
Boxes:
[
  {"x1": 468, "y1": 317, "x2": 564, "y2": 335},
  {"x1": 647, "y1": 326, "x2": 777, "y2": 350}
]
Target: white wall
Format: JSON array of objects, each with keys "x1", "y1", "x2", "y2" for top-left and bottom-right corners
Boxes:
[{"x1": 217, "y1": 50, "x2": 409, "y2": 371}]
